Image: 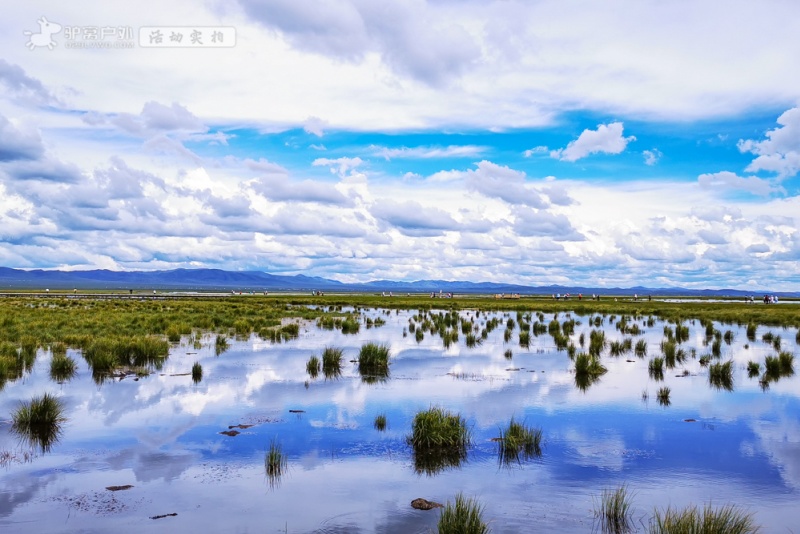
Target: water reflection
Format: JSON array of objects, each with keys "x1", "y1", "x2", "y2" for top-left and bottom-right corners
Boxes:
[{"x1": 0, "y1": 308, "x2": 799, "y2": 531}]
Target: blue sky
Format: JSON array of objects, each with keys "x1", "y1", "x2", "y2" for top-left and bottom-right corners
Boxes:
[{"x1": 1, "y1": 1, "x2": 799, "y2": 289}]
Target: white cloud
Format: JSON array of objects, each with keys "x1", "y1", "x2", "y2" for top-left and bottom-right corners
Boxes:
[
  {"x1": 312, "y1": 156, "x2": 364, "y2": 176},
  {"x1": 373, "y1": 145, "x2": 485, "y2": 160},
  {"x1": 698, "y1": 171, "x2": 779, "y2": 196},
  {"x1": 738, "y1": 107, "x2": 800, "y2": 178},
  {"x1": 551, "y1": 122, "x2": 636, "y2": 162},
  {"x1": 523, "y1": 146, "x2": 549, "y2": 157},
  {"x1": 643, "y1": 148, "x2": 662, "y2": 166},
  {"x1": 464, "y1": 160, "x2": 550, "y2": 208}
]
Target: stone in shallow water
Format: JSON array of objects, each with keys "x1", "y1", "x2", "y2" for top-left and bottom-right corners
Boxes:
[{"x1": 411, "y1": 498, "x2": 443, "y2": 510}]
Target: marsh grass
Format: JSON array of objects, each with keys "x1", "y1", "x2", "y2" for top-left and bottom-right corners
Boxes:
[
  {"x1": 264, "y1": 438, "x2": 288, "y2": 488},
  {"x1": 374, "y1": 413, "x2": 387, "y2": 431},
  {"x1": 191, "y1": 361, "x2": 203, "y2": 383},
  {"x1": 49, "y1": 353, "x2": 77, "y2": 382},
  {"x1": 635, "y1": 339, "x2": 647, "y2": 358},
  {"x1": 321, "y1": 346, "x2": 343, "y2": 379},
  {"x1": 649, "y1": 503, "x2": 760, "y2": 533},
  {"x1": 11, "y1": 393, "x2": 66, "y2": 453},
  {"x1": 497, "y1": 417, "x2": 542, "y2": 465},
  {"x1": 215, "y1": 335, "x2": 228, "y2": 356},
  {"x1": 503, "y1": 349, "x2": 513, "y2": 360},
  {"x1": 358, "y1": 343, "x2": 390, "y2": 383},
  {"x1": 747, "y1": 361, "x2": 760, "y2": 378},
  {"x1": 594, "y1": 484, "x2": 634, "y2": 534},
  {"x1": 657, "y1": 387, "x2": 671, "y2": 407},
  {"x1": 574, "y1": 352, "x2": 607, "y2": 391},
  {"x1": 408, "y1": 406, "x2": 471, "y2": 475},
  {"x1": 437, "y1": 493, "x2": 489, "y2": 534},
  {"x1": 306, "y1": 355, "x2": 320, "y2": 379},
  {"x1": 708, "y1": 360, "x2": 734, "y2": 391},
  {"x1": 518, "y1": 331, "x2": 530, "y2": 348}
]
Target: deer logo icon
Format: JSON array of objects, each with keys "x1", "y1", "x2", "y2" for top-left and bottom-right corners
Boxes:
[{"x1": 24, "y1": 16, "x2": 62, "y2": 50}]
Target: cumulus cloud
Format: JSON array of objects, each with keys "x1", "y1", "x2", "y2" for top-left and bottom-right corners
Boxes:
[
  {"x1": 464, "y1": 160, "x2": 550, "y2": 208},
  {"x1": 643, "y1": 148, "x2": 662, "y2": 166},
  {"x1": 251, "y1": 173, "x2": 352, "y2": 206},
  {"x1": 373, "y1": 145, "x2": 485, "y2": 160},
  {"x1": 738, "y1": 107, "x2": 800, "y2": 178},
  {"x1": 0, "y1": 115, "x2": 44, "y2": 162},
  {"x1": 312, "y1": 156, "x2": 364, "y2": 176},
  {"x1": 551, "y1": 122, "x2": 636, "y2": 162},
  {"x1": 698, "y1": 171, "x2": 778, "y2": 196},
  {"x1": 0, "y1": 60, "x2": 59, "y2": 106},
  {"x1": 237, "y1": 0, "x2": 480, "y2": 85},
  {"x1": 370, "y1": 199, "x2": 459, "y2": 236},
  {"x1": 304, "y1": 116, "x2": 327, "y2": 137},
  {"x1": 84, "y1": 101, "x2": 209, "y2": 138},
  {"x1": 512, "y1": 207, "x2": 584, "y2": 241},
  {"x1": 523, "y1": 146, "x2": 549, "y2": 157}
]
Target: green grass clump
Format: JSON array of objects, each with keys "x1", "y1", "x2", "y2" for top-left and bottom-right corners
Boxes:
[
  {"x1": 358, "y1": 343, "x2": 390, "y2": 382},
  {"x1": 264, "y1": 438, "x2": 287, "y2": 488},
  {"x1": 215, "y1": 335, "x2": 229, "y2": 355},
  {"x1": 574, "y1": 353, "x2": 607, "y2": 378},
  {"x1": 657, "y1": 387, "x2": 671, "y2": 406},
  {"x1": 518, "y1": 330, "x2": 530, "y2": 348},
  {"x1": 191, "y1": 361, "x2": 203, "y2": 383},
  {"x1": 746, "y1": 323, "x2": 757, "y2": 341},
  {"x1": 498, "y1": 417, "x2": 542, "y2": 464},
  {"x1": 437, "y1": 493, "x2": 488, "y2": 534},
  {"x1": 340, "y1": 316, "x2": 360, "y2": 335},
  {"x1": 306, "y1": 355, "x2": 320, "y2": 378},
  {"x1": 408, "y1": 406, "x2": 471, "y2": 475},
  {"x1": 649, "y1": 503, "x2": 759, "y2": 533},
  {"x1": 747, "y1": 361, "x2": 760, "y2": 378},
  {"x1": 374, "y1": 413, "x2": 387, "y2": 431},
  {"x1": 635, "y1": 339, "x2": 647, "y2": 358},
  {"x1": 321, "y1": 346, "x2": 343, "y2": 379},
  {"x1": 595, "y1": 484, "x2": 634, "y2": 534},
  {"x1": 11, "y1": 393, "x2": 66, "y2": 453},
  {"x1": 50, "y1": 353, "x2": 77, "y2": 382},
  {"x1": 708, "y1": 360, "x2": 733, "y2": 391}
]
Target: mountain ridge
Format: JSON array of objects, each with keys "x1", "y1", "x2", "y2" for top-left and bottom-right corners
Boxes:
[{"x1": 0, "y1": 267, "x2": 795, "y2": 297}]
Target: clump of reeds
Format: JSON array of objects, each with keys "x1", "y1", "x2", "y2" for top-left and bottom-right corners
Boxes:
[
  {"x1": 504, "y1": 349, "x2": 513, "y2": 360},
  {"x1": 215, "y1": 335, "x2": 228, "y2": 356},
  {"x1": 358, "y1": 343, "x2": 390, "y2": 383},
  {"x1": 650, "y1": 503, "x2": 759, "y2": 533},
  {"x1": 374, "y1": 413, "x2": 387, "y2": 431},
  {"x1": 708, "y1": 360, "x2": 733, "y2": 391},
  {"x1": 518, "y1": 331, "x2": 530, "y2": 348},
  {"x1": 657, "y1": 387, "x2": 671, "y2": 406},
  {"x1": 635, "y1": 339, "x2": 647, "y2": 358},
  {"x1": 437, "y1": 493, "x2": 488, "y2": 534},
  {"x1": 574, "y1": 353, "x2": 607, "y2": 378},
  {"x1": 191, "y1": 362, "x2": 203, "y2": 383},
  {"x1": 321, "y1": 346, "x2": 343, "y2": 379},
  {"x1": 408, "y1": 406, "x2": 471, "y2": 475},
  {"x1": 341, "y1": 316, "x2": 360, "y2": 335},
  {"x1": 50, "y1": 353, "x2": 77, "y2": 382},
  {"x1": 747, "y1": 361, "x2": 760, "y2": 378},
  {"x1": 763, "y1": 351, "x2": 794, "y2": 384},
  {"x1": 264, "y1": 438, "x2": 287, "y2": 488},
  {"x1": 594, "y1": 484, "x2": 634, "y2": 534},
  {"x1": 498, "y1": 417, "x2": 542, "y2": 464},
  {"x1": 306, "y1": 355, "x2": 320, "y2": 379},
  {"x1": 11, "y1": 392, "x2": 66, "y2": 453}
]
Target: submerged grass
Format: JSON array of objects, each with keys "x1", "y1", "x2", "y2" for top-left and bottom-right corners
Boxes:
[
  {"x1": 649, "y1": 503, "x2": 760, "y2": 533},
  {"x1": 191, "y1": 361, "x2": 203, "y2": 383},
  {"x1": 321, "y1": 346, "x2": 343, "y2": 379},
  {"x1": 708, "y1": 360, "x2": 734, "y2": 391},
  {"x1": 374, "y1": 413, "x2": 387, "y2": 431},
  {"x1": 357, "y1": 343, "x2": 390, "y2": 383},
  {"x1": 11, "y1": 392, "x2": 66, "y2": 453},
  {"x1": 437, "y1": 493, "x2": 489, "y2": 534},
  {"x1": 306, "y1": 355, "x2": 320, "y2": 379},
  {"x1": 408, "y1": 406, "x2": 471, "y2": 475},
  {"x1": 49, "y1": 353, "x2": 77, "y2": 382},
  {"x1": 264, "y1": 438, "x2": 288, "y2": 488},
  {"x1": 595, "y1": 484, "x2": 634, "y2": 534},
  {"x1": 498, "y1": 417, "x2": 542, "y2": 464},
  {"x1": 657, "y1": 387, "x2": 671, "y2": 407}
]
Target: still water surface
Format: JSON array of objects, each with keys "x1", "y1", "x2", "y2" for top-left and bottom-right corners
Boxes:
[{"x1": 1, "y1": 308, "x2": 799, "y2": 532}]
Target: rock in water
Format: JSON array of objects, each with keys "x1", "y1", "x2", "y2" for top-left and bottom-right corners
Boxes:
[{"x1": 411, "y1": 498, "x2": 443, "y2": 510}]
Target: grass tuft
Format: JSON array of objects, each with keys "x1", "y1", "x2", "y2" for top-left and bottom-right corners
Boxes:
[
  {"x1": 437, "y1": 493, "x2": 489, "y2": 534},
  {"x1": 264, "y1": 438, "x2": 288, "y2": 488},
  {"x1": 191, "y1": 361, "x2": 203, "y2": 383},
  {"x1": 498, "y1": 417, "x2": 542, "y2": 464},
  {"x1": 595, "y1": 484, "x2": 634, "y2": 534},
  {"x1": 11, "y1": 393, "x2": 66, "y2": 453},
  {"x1": 358, "y1": 343, "x2": 390, "y2": 383},
  {"x1": 306, "y1": 355, "x2": 320, "y2": 379},
  {"x1": 408, "y1": 406, "x2": 471, "y2": 475},
  {"x1": 650, "y1": 503, "x2": 760, "y2": 533},
  {"x1": 321, "y1": 346, "x2": 343, "y2": 379},
  {"x1": 374, "y1": 413, "x2": 387, "y2": 431}
]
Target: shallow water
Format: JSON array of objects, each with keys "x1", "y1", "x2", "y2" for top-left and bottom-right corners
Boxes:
[{"x1": 1, "y1": 309, "x2": 799, "y2": 532}]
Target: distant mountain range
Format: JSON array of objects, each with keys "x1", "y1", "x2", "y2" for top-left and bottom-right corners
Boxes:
[{"x1": 0, "y1": 267, "x2": 796, "y2": 297}]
